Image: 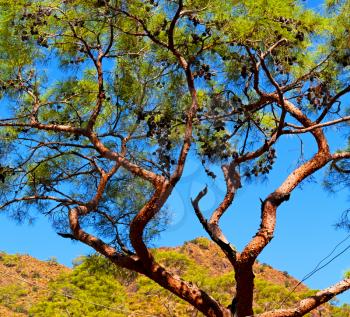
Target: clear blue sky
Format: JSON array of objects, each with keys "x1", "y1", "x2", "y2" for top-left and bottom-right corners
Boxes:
[{"x1": 0, "y1": 0, "x2": 349, "y2": 306}]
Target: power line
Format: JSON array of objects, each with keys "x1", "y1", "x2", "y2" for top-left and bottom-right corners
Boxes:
[{"x1": 277, "y1": 233, "x2": 350, "y2": 309}]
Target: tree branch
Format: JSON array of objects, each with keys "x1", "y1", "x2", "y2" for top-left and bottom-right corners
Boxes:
[
  {"x1": 283, "y1": 115, "x2": 350, "y2": 134},
  {"x1": 258, "y1": 278, "x2": 350, "y2": 317},
  {"x1": 240, "y1": 97, "x2": 331, "y2": 263}
]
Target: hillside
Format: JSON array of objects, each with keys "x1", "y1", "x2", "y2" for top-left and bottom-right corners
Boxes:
[
  {"x1": 0, "y1": 253, "x2": 69, "y2": 317},
  {"x1": 0, "y1": 238, "x2": 349, "y2": 316}
]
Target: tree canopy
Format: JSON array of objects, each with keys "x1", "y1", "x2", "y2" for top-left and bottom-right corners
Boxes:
[{"x1": 0, "y1": 0, "x2": 349, "y2": 316}]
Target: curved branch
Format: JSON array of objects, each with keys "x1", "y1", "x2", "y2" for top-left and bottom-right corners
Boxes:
[
  {"x1": 191, "y1": 162, "x2": 241, "y2": 265},
  {"x1": 68, "y1": 207, "x2": 144, "y2": 273},
  {"x1": 240, "y1": 98, "x2": 331, "y2": 263},
  {"x1": 88, "y1": 133, "x2": 163, "y2": 185},
  {"x1": 236, "y1": 131, "x2": 279, "y2": 164},
  {"x1": 316, "y1": 84, "x2": 350, "y2": 124},
  {"x1": 86, "y1": 55, "x2": 105, "y2": 131},
  {"x1": 283, "y1": 115, "x2": 350, "y2": 134},
  {"x1": 129, "y1": 183, "x2": 170, "y2": 263},
  {"x1": 0, "y1": 195, "x2": 79, "y2": 211},
  {"x1": 209, "y1": 162, "x2": 241, "y2": 225},
  {"x1": 0, "y1": 121, "x2": 88, "y2": 136},
  {"x1": 0, "y1": 118, "x2": 164, "y2": 186},
  {"x1": 332, "y1": 151, "x2": 350, "y2": 161},
  {"x1": 168, "y1": 0, "x2": 183, "y2": 51},
  {"x1": 83, "y1": 162, "x2": 122, "y2": 214},
  {"x1": 70, "y1": 205, "x2": 231, "y2": 317},
  {"x1": 191, "y1": 185, "x2": 208, "y2": 226},
  {"x1": 259, "y1": 278, "x2": 350, "y2": 317}
]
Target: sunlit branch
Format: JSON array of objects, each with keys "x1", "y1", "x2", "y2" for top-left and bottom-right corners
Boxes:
[
  {"x1": 283, "y1": 115, "x2": 350, "y2": 134},
  {"x1": 0, "y1": 195, "x2": 79, "y2": 211},
  {"x1": 258, "y1": 278, "x2": 350, "y2": 317}
]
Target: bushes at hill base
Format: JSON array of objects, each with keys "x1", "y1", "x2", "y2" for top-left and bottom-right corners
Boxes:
[
  {"x1": 28, "y1": 245, "x2": 350, "y2": 317},
  {"x1": 29, "y1": 255, "x2": 128, "y2": 317}
]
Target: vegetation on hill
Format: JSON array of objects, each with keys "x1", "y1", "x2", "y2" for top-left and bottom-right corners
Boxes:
[
  {"x1": 1, "y1": 238, "x2": 350, "y2": 316},
  {"x1": 0, "y1": 252, "x2": 68, "y2": 316}
]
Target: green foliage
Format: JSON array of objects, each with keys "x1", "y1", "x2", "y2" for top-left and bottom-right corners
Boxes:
[
  {"x1": 46, "y1": 256, "x2": 59, "y2": 266},
  {"x1": 0, "y1": 253, "x2": 20, "y2": 267},
  {"x1": 29, "y1": 255, "x2": 128, "y2": 317},
  {"x1": 254, "y1": 279, "x2": 316, "y2": 313},
  {"x1": 329, "y1": 304, "x2": 350, "y2": 317},
  {"x1": 0, "y1": 0, "x2": 348, "y2": 224},
  {"x1": 154, "y1": 249, "x2": 192, "y2": 274},
  {"x1": 190, "y1": 237, "x2": 211, "y2": 249},
  {"x1": 323, "y1": 142, "x2": 350, "y2": 230},
  {"x1": 0, "y1": 283, "x2": 28, "y2": 312},
  {"x1": 74, "y1": 254, "x2": 137, "y2": 285}
]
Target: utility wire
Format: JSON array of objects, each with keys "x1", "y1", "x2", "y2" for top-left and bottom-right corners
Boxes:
[
  {"x1": 277, "y1": 233, "x2": 350, "y2": 309},
  {"x1": 0, "y1": 267, "x2": 147, "y2": 316}
]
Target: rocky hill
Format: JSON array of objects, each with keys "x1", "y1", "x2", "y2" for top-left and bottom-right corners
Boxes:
[{"x1": 0, "y1": 237, "x2": 349, "y2": 316}]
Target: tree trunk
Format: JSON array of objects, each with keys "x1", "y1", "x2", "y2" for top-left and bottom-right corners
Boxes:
[
  {"x1": 235, "y1": 263, "x2": 255, "y2": 317},
  {"x1": 145, "y1": 263, "x2": 233, "y2": 317}
]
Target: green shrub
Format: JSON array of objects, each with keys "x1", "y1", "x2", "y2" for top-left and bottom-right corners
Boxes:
[
  {"x1": 0, "y1": 284, "x2": 28, "y2": 310},
  {"x1": 284, "y1": 280, "x2": 291, "y2": 288},
  {"x1": 30, "y1": 256, "x2": 128, "y2": 317},
  {"x1": 21, "y1": 272, "x2": 29, "y2": 278},
  {"x1": 190, "y1": 237, "x2": 211, "y2": 249},
  {"x1": 154, "y1": 250, "x2": 192, "y2": 274},
  {"x1": 0, "y1": 253, "x2": 20, "y2": 267},
  {"x1": 32, "y1": 286, "x2": 39, "y2": 292},
  {"x1": 14, "y1": 305, "x2": 28, "y2": 314},
  {"x1": 47, "y1": 256, "x2": 58, "y2": 266}
]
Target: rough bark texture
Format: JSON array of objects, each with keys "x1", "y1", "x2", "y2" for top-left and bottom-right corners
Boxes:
[
  {"x1": 146, "y1": 263, "x2": 232, "y2": 317},
  {"x1": 234, "y1": 264, "x2": 255, "y2": 317},
  {"x1": 258, "y1": 279, "x2": 350, "y2": 317}
]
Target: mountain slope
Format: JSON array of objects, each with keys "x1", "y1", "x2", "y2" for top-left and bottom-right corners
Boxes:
[
  {"x1": 0, "y1": 238, "x2": 349, "y2": 316},
  {"x1": 0, "y1": 252, "x2": 69, "y2": 316}
]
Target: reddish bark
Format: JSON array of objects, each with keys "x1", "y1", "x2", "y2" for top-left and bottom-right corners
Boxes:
[
  {"x1": 258, "y1": 278, "x2": 350, "y2": 317},
  {"x1": 146, "y1": 263, "x2": 232, "y2": 317},
  {"x1": 234, "y1": 263, "x2": 255, "y2": 317}
]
